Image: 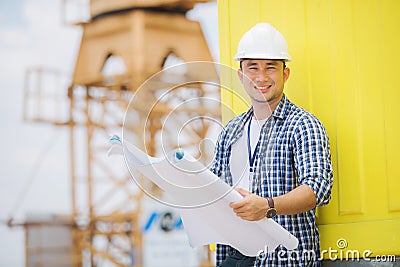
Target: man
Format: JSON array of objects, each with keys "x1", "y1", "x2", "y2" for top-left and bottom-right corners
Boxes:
[{"x1": 211, "y1": 23, "x2": 333, "y2": 266}]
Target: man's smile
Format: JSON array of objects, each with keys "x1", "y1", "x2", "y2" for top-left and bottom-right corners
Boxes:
[{"x1": 254, "y1": 84, "x2": 272, "y2": 92}]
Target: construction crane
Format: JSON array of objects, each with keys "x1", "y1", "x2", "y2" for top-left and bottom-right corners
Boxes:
[{"x1": 13, "y1": 0, "x2": 220, "y2": 266}]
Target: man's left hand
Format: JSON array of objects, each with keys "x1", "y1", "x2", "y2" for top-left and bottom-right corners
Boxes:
[{"x1": 229, "y1": 188, "x2": 269, "y2": 221}]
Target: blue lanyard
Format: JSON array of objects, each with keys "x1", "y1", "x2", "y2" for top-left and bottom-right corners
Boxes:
[{"x1": 247, "y1": 116, "x2": 261, "y2": 173}]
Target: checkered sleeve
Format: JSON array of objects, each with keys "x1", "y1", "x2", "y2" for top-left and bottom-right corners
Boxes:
[
  {"x1": 210, "y1": 130, "x2": 224, "y2": 178},
  {"x1": 210, "y1": 129, "x2": 230, "y2": 266},
  {"x1": 293, "y1": 114, "x2": 333, "y2": 207}
]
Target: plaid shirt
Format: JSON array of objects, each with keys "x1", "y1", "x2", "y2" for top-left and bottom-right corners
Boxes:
[{"x1": 211, "y1": 95, "x2": 333, "y2": 266}]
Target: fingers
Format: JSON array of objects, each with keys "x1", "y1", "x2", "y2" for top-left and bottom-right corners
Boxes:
[
  {"x1": 229, "y1": 191, "x2": 266, "y2": 221},
  {"x1": 229, "y1": 188, "x2": 251, "y2": 209},
  {"x1": 230, "y1": 200, "x2": 246, "y2": 211},
  {"x1": 234, "y1": 210, "x2": 258, "y2": 221},
  {"x1": 230, "y1": 196, "x2": 253, "y2": 217},
  {"x1": 235, "y1": 187, "x2": 251, "y2": 197},
  {"x1": 229, "y1": 188, "x2": 248, "y2": 209}
]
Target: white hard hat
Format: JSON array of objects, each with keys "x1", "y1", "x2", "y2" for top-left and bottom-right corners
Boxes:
[{"x1": 234, "y1": 23, "x2": 291, "y2": 62}]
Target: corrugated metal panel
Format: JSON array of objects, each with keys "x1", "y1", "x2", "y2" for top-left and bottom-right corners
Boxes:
[{"x1": 218, "y1": 0, "x2": 400, "y2": 257}]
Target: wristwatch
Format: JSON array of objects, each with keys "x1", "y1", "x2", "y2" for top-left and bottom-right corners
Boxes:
[{"x1": 265, "y1": 197, "x2": 277, "y2": 218}]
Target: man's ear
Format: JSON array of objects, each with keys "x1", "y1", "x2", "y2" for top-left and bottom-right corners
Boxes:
[
  {"x1": 237, "y1": 68, "x2": 244, "y2": 83},
  {"x1": 283, "y1": 67, "x2": 290, "y2": 82}
]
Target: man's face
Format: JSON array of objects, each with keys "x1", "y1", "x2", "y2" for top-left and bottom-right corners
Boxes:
[{"x1": 238, "y1": 59, "x2": 290, "y2": 107}]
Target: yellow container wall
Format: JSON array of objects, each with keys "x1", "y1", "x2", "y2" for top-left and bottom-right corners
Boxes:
[{"x1": 218, "y1": 0, "x2": 400, "y2": 257}]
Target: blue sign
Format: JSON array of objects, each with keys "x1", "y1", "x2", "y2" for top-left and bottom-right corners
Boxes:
[{"x1": 143, "y1": 211, "x2": 183, "y2": 232}]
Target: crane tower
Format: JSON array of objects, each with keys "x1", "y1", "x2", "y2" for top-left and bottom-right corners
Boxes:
[{"x1": 20, "y1": 0, "x2": 220, "y2": 266}]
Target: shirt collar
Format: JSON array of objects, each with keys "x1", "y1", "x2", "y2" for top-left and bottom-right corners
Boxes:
[
  {"x1": 225, "y1": 95, "x2": 289, "y2": 145},
  {"x1": 247, "y1": 94, "x2": 289, "y2": 121},
  {"x1": 271, "y1": 94, "x2": 288, "y2": 120}
]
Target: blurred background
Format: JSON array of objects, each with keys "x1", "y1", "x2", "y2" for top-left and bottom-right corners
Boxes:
[{"x1": 0, "y1": 0, "x2": 219, "y2": 266}]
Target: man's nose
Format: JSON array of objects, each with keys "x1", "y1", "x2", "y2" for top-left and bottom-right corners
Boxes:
[{"x1": 255, "y1": 70, "x2": 270, "y2": 81}]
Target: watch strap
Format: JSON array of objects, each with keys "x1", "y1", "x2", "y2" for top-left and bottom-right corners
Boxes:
[
  {"x1": 265, "y1": 197, "x2": 277, "y2": 218},
  {"x1": 267, "y1": 197, "x2": 274, "y2": 209}
]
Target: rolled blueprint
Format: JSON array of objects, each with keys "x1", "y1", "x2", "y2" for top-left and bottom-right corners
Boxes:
[{"x1": 109, "y1": 135, "x2": 299, "y2": 256}]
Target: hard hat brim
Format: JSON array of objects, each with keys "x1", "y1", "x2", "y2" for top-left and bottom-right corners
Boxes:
[{"x1": 234, "y1": 53, "x2": 292, "y2": 62}]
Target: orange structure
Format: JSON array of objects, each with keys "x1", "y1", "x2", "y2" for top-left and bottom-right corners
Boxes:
[{"x1": 18, "y1": 0, "x2": 219, "y2": 266}]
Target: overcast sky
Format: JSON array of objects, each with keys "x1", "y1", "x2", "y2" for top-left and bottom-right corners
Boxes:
[
  {"x1": 0, "y1": 1, "x2": 218, "y2": 266},
  {"x1": 0, "y1": 0, "x2": 81, "y2": 265}
]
